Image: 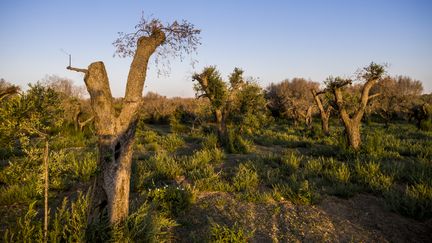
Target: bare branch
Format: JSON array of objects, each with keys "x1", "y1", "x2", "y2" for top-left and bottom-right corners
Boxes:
[
  {"x1": 368, "y1": 93, "x2": 381, "y2": 100},
  {"x1": 316, "y1": 90, "x2": 328, "y2": 95},
  {"x1": 67, "y1": 66, "x2": 88, "y2": 74},
  {"x1": 113, "y1": 14, "x2": 201, "y2": 75}
]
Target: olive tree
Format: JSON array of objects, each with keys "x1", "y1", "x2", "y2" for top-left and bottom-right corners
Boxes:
[
  {"x1": 67, "y1": 16, "x2": 200, "y2": 224},
  {"x1": 311, "y1": 89, "x2": 333, "y2": 135},
  {"x1": 192, "y1": 66, "x2": 231, "y2": 144},
  {"x1": 0, "y1": 78, "x2": 20, "y2": 101},
  {"x1": 266, "y1": 78, "x2": 319, "y2": 127},
  {"x1": 325, "y1": 62, "x2": 385, "y2": 150},
  {"x1": 370, "y1": 76, "x2": 423, "y2": 125},
  {"x1": 193, "y1": 66, "x2": 268, "y2": 150}
]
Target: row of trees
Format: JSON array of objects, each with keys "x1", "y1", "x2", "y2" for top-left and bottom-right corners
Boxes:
[
  {"x1": 265, "y1": 67, "x2": 431, "y2": 147},
  {"x1": 3, "y1": 63, "x2": 430, "y2": 229}
]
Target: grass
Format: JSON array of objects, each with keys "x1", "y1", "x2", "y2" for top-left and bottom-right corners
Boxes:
[
  {"x1": 1, "y1": 119, "x2": 432, "y2": 241},
  {"x1": 209, "y1": 222, "x2": 253, "y2": 243},
  {"x1": 232, "y1": 162, "x2": 259, "y2": 192}
]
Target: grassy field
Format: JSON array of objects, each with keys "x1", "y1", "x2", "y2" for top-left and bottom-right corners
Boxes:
[{"x1": 1, "y1": 118, "x2": 431, "y2": 242}]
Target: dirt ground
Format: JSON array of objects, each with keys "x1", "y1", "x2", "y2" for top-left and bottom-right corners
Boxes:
[{"x1": 175, "y1": 192, "x2": 432, "y2": 242}]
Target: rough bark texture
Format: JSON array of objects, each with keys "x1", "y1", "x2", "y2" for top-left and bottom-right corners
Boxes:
[
  {"x1": 68, "y1": 31, "x2": 165, "y2": 224},
  {"x1": 215, "y1": 109, "x2": 227, "y2": 145},
  {"x1": 332, "y1": 79, "x2": 378, "y2": 151},
  {"x1": 311, "y1": 89, "x2": 332, "y2": 135}
]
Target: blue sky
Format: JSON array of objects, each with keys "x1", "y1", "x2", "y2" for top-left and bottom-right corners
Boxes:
[{"x1": 1, "y1": 0, "x2": 431, "y2": 97}]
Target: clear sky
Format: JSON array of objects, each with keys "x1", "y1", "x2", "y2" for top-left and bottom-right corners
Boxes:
[{"x1": 1, "y1": 0, "x2": 431, "y2": 97}]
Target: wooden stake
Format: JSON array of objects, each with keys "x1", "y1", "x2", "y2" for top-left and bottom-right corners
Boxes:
[{"x1": 43, "y1": 139, "x2": 49, "y2": 242}]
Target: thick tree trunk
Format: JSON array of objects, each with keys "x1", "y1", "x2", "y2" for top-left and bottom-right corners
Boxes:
[
  {"x1": 68, "y1": 30, "x2": 166, "y2": 224},
  {"x1": 215, "y1": 109, "x2": 227, "y2": 145},
  {"x1": 90, "y1": 122, "x2": 137, "y2": 224},
  {"x1": 73, "y1": 110, "x2": 81, "y2": 131},
  {"x1": 344, "y1": 120, "x2": 361, "y2": 150},
  {"x1": 305, "y1": 106, "x2": 313, "y2": 129},
  {"x1": 332, "y1": 78, "x2": 377, "y2": 151},
  {"x1": 311, "y1": 89, "x2": 331, "y2": 135},
  {"x1": 321, "y1": 114, "x2": 330, "y2": 135}
]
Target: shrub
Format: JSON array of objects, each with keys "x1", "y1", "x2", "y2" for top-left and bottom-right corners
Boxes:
[
  {"x1": 110, "y1": 202, "x2": 178, "y2": 243},
  {"x1": 354, "y1": 161, "x2": 393, "y2": 192},
  {"x1": 69, "y1": 152, "x2": 97, "y2": 182},
  {"x1": 209, "y1": 222, "x2": 252, "y2": 243},
  {"x1": 193, "y1": 176, "x2": 233, "y2": 192},
  {"x1": 281, "y1": 153, "x2": 302, "y2": 174},
  {"x1": 202, "y1": 133, "x2": 219, "y2": 149},
  {"x1": 49, "y1": 191, "x2": 89, "y2": 242},
  {"x1": 385, "y1": 183, "x2": 432, "y2": 220},
  {"x1": 3, "y1": 201, "x2": 43, "y2": 242},
  {"x1": 233, "y1": 162, "x2": 259, "y2": 192},
  {"x1": 158, "y1": 133, "x2": 185, "y2": 153},
  {"x1": 146, "y1": 185, "x2": 195, "y2": 217},
  {"x1": 136, "y1": 152, "x2": 184, "y2": 188},
  {"x1": 327, "y1": 163, "x2": 350, "y2": 184},
  {"x1": 227, "y1": 129, "x2": 254, "y2": 154},
  {"x1": 4, "y1": 191, "x2": 89, "y2": 243},
  {"x1": 0, "y1": 183, "x2": 39, "y2": 206},
  {"x1": 419, "y1": 119, "x2": 432, "y2": 131},
  {"x1": 304, "y1": 158, "x2": 323, "y2": 176},
  {"x1": 272, "y1": 177, "x2": 316, "y2": 205}
]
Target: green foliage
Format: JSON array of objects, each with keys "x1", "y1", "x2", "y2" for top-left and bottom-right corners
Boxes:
[
  {"x1": 4, "y1": 192, "x2": 89, "y2": 243},
  {"x1": 354, "y1": 161, "x2": 393, "y2": 192},
  {"x1": 281, "y1": 153, "x2": 302, "y2": 174},
  {"x1": 327, "y1": 162, "x2": 350, "y2": 184},
  {"x1": 385, "y1": 183, "x2": 432, "y2": 220},
  {"x1": 202, "y1": 133, "x2": 219, "y2": 149},
  {"x1": 253, "y1": 129, "x2": 297, "y2": 146},
  {"x1": 273, "y1": 176, "x2": 316, "y2": 205},
  {"x1": 233, "y1": 162, "x2": 259, "y2": 192},
  {"x1": 226, "y1": 129, "x2": 254, "y2": 154},
  {"x1": 0, "y1": 83, "x2": 64, "y2": 157},
  {"x1": 193, "y1": 66, "x2": 228, "y2": 110},
  {"x1": 0, "y1": 183, "x2": 39, "y2": 206},
  {"x1": 49, "y1": 150, "x2": 97, "y2": 188},
  {"x1": 69, "y1": 152, "x2": 98, "y2": 182},
  {"x1": 146, "y1": 185, "x2": 195, "y2": 217},
  {"x1": 325, "y1": 162, "x2": 356, "y2": 197},
  {"x1": 158, "y1": 133, "x2": 185, "y2": 153},
  {"x1": 361, "y1": 62, "x2": 386, "y2": 81},
  {"x1": 135, "y1": 152, "x2": 184, "y2": 189},
  {"x1": 3, "y1": 201, "x2": 43, "y2": 243},
  {"x1": 49, "y1": 191, "x2": 89, "y2": 242},
  {"x1": 136, "y1": 129, "x2": 185, "y2": 153},
  {"x1": 210, "y1": 222, "x2": 252, "y2": 243},
  {"x1": 110, "y1": 203, "x2": 178, "y2": 243},
  {"x1": 419, "y1": 118, "x2": 432, "y2": 131},
  {"x1": 230, "y1": 81, "x2": 270, "y2": 132},
  {"x1": 304, "y1": 158, "x2": 323, "y2": 176},
  {"x1": 0, "y1": 155, "x2": 43, "y2": 205},
  {"x1": 183, "y1": 148, "x2": 231, "y2": 192}
]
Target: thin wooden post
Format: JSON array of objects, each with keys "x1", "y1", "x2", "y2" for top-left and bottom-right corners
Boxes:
[{"x1": 43, "y1": 139, "x2": 49, "y2": 242}]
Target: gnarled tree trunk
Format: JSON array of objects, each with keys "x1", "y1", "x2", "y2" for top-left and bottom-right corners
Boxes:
[
  {"x1": 68, "y1": 31, "x2": 166, "y2": 224},
  {"x1": 333, "y1": 78, "x2": 379, "y2": 151},
  {"x1": 215, "y1": 108, "x2": 228, "y2": 145},
  {"x1": 311, "y1": 89, "x2": 332, "y2": 135}
]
